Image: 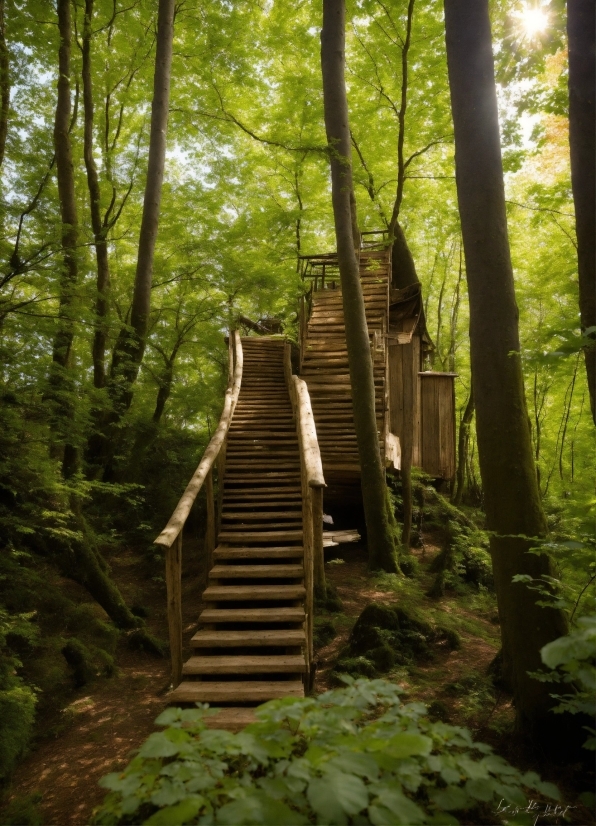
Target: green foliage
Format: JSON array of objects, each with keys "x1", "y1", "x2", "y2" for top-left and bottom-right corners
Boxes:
[
  {"x1": 0, "y1": 609, "x2": 37, "y2": 778},
  {"x1": 0, "y1": 793, "x2": 43, "y2": 826},
  {"x1": 94, "y1": 679, "x2": 559, "y2": 825},
  {"x1": 530, "y1": 615, "x2": 596, "y2": 750},
  {"x1": 332, "y1": 603, "x2": 460, "y2": 682}
]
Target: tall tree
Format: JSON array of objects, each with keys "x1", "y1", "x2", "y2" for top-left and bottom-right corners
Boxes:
[
  {"x1": 87, "y1": 0, "x2": 176, "y2": 475},
  {"x1": 0, "y1": 0, "x2": 9, "y2": 170},
  {"x1": 48, "y1": 0, "x2": 80, "y2": 479},
  {"x1": 321, "y1": 0, "x2": 397, "y2": 573},
  {"x1": 81, "y1": 0, "x2": 111, "y2": 390},
  {"x1": 443, "y1": 0, "x2": 569, "y2": 740},
  {"x1": 567, "y1": 0, "x2": 595, "y2": 423}
]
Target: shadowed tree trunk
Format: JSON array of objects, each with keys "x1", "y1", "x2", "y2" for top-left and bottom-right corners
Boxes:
[
  {"x1": 48, "y1": 0, "x2": 79, "y2": 479},
  {"x1": 444, "y1": 0, "x2": 569, "y2": 741},
  {"x1": 82, "y1": 0, "x2": 110, "y2": 390},
  {"x1": 86, "y1": 0, "x2": 176, "y2": 476},
  {"x1": 452, "y1": 386, "x2": 474, "y2": 506},
  {"x1": 0, "y1": 0, "x2": 9, "y2": 170},
  {"x1": 567, "y1": 0, "x2": 595, "y2": 423},
  {"x1": 321, "y1": 0, "x2": 397, "y2": 572}
]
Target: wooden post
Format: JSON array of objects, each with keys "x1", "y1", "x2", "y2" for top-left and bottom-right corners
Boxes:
[
  {"x1": 302, "y1": 479, "x2": 314, "y2": 678},
  {"x1": 311, "y1": 486, "x2": 326, "y2": 596},
  {"x1": 165, "y1": 530, "x2": 183, "y2": 688},
  {"x1": 205, "y1": 467, "x2": 215, "y2": 570}
]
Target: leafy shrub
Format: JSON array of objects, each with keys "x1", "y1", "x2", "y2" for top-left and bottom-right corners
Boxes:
[
  {"x1": 313, "y1": 618, "x2": 336, "y2": 650},
  {"x1": 530, "y1": 614, "x2": 596, "y2": 750},
  {"x1": 94, "y1": 678, "x2": 559, "y2": 825},
  {"x1": 0, "y1": 609, "x2": 38, "y2": 778},
  {"x1": 332, "y1": 603, "x2": 459, "y2": 682}
]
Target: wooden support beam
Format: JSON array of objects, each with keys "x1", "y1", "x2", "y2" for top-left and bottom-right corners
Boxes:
[{"x1": 165, "y1": 531, "x2": 183, "y2": 688}]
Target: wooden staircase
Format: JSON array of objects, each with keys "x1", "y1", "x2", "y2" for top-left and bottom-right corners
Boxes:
[
  {"x1": 167, "y1": 338, "x2": 309, "y2": 725},
  {"x1": 300, "y1": 247, "x2": 394, "y2": 504}
]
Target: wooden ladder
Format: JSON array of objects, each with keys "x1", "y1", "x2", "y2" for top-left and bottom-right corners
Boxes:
[{"x1": 156, "y1": 335, "x2": 323, "y2": 731}]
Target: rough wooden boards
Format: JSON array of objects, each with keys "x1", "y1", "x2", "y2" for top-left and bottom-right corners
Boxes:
[
  {"x1": 182, "y1": 655, "x2": 306, "y2": 674},
  {"x1": 202, "y1": 584, "x2": 306, "y2": 601},
  {"x1": 209, "y1": 564, "x2": 304, "y2": 579},
  {"x1": 191, "y1": 628, "x2": 306, "y2": 646},
  {"x1": 199, "y1": 607, "x2": 305, "y2": 622},
  {"x1": 169, "y1": 681, "x2": 304, "y2": 703}
]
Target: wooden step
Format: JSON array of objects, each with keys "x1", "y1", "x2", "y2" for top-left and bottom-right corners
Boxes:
[
  {"x1": 203, "y1": 707, "x2": 257, "y2": 732},
  {"x1": 209, "y1": 564, "x2": 304, "y2": 579},
  {"x1": 199, "y1": 606, "x2": 305, "y2": 622},
  {"x1": 217, "y1": 530, "x2": 303, "y2": 543},
  {"x1": 213, "y1": 546, "x2": 304, "y2": 560},
  {"x1": 202, "y1": 584, "x2": 306, "y2": 601},
  {"x1": 168, "y1": 680, "x2": 304, "y2": 703},
  {"x1": 182, "y1": 655, "x2": 306, "y2": 675},
  {"x1": 191, "y1": 628, "x2": 305, "y2": 646},
  {"x1": 221, "y1": 511, "x2": 302, "y2": 520}
]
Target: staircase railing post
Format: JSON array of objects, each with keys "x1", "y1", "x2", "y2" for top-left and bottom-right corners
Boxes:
[
  {"x1": 165, "y1": 530, "x2": 183, "y2": 688},
  {"x1": 311, "y1": 486, "x2": 325, "y2": 597},
  {"x1": 205, "y1": 467, "x2": 215, "y2": 571}
]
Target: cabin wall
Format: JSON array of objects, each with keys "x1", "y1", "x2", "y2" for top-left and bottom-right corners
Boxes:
[
  {"x1": 388, "y1": 330, "x2": 422, "y2": 466},
  {"x1": 419, "y1": 373, "x2": 456, "y2": 479}
]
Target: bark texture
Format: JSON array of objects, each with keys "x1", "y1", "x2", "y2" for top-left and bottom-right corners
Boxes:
[
  {"x1": 567, "y1": 0, "x2": 595, "y2": 423},
  {"x1": 452, "y1": 387, "x2": 474, "y2": 506},
  {"x1": 49, "y1": 0, "x2": 79, "y2": 478},
  {"x1": 444, "y1": 0, "x2": 568, "y2": 739},
  {"x1": 0, "y1": 0, "x2": 9, "y2": 170},
  {"x1": 82, "y1": 0, "x2": 110, "y2": 390},
  {"x1": 321, "y1": 0, "x2": 397, "y2": 572}
]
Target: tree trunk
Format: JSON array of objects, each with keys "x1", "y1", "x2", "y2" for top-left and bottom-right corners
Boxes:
[
  {"x1": 109, "y1": 0, "x2": 175, "y2": 401},
  {"x1": 452, "y1": 386, "x2": 474, "y2": 506},
  {"x1": 321, "y1": 0, "x2": 397, "y2": 572},
  {"x1": 444, "y1": 0, "x2": 569, "y2": 741},
  {"x1": 49, "y1": 0, "x2": 79, "y2": 479},
  {"x1": 0, "y1": 0, "x2": 9, "y2": 170},
  {"x1": 82, "y1": 0, "x2": 110, "y2": 390},
  {"x1": 567, "y1": 0, "x2": 595, "y2": 423},
  {"x1": 87, "y1": 0, "x2": 175, "y2": 475}
]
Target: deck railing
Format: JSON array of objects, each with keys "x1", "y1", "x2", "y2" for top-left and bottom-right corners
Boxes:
[
  {"x1": 154, "y1": 331, "x2": 243, "y2": 688},
  {"x1": 284, "y1": 342, "x2": 325, "y2": 686}
]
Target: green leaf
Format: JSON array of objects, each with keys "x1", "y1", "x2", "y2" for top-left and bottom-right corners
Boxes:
[
  {"x1": 216, "y1": 792, "x2": 307, "y2": 825},
  {"x1": 327, "y1": 751, "x2": 380, "y2": 780},
  {"x1": 374, "y1": 788, "x2": 426, "y2": 824},
  {"x1": 370, "y1": 733, "x2": 432, "y2": 759},
  {"x1": 308, "y1": 771, "x2": 368, "y2": 822},
  {"x1": 465, "y1": 777, "x2": 495, "y2": 802},
  {"x1": 430, "y1": 785, "x2": 471, "y2": 811},
  {"x1": 146, "y1": 796, "x2": 204, "y2": 825},
  {"x1": 139, "y1": 730, "x2": 190, "y2": 759}
]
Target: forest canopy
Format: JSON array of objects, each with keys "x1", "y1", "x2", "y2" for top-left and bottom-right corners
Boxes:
[{"x1": 0, "y1": 0, "x2": 593, "y2": 806}]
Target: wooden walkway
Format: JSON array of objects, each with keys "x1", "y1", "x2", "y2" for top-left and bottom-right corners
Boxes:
[
  {"x1": 167, "y1": 338, "x2": 309, "y2": 727},
  {"x1": 300, "y1": 248, "x2": 395, "y2": 503}
]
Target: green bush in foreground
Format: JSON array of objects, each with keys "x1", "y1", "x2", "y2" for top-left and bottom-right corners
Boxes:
[{"x1": 94, "y1": 678, "x2": 559, "y2": 826}]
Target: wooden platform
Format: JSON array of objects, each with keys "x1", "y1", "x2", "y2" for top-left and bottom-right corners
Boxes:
[{"x1": 168, "y1": 338, "x2": 308, "y2": 715}]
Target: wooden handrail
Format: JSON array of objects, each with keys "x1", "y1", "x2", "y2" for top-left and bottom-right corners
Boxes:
[
  {"x1": 154, "y1": 331, "x2": 243, "y2": 549},
  {"x1": 285, "y1": 344, "x2": 325, "y2": 691},
  {"x1": 155, "y1": 331, "x2": 242, "y2": 689},
  {"x1": 292, "y1": 376, "x2": 325, "y2": 489}
]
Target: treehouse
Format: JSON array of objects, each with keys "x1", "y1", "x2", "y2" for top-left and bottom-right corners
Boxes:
[
  {"x1": 298, "y1": 236, "x2": 457, "y2": 509},
  {"x1": 153, "y1": 234, "x2": 456, "y2": 729}
]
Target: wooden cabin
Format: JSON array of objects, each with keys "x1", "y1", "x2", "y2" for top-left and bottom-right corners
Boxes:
[{"x1": 298, "y1": 239, "x2": 456, "y2": 506}]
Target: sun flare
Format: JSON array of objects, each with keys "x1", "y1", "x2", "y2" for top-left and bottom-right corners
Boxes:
[{"x1": 514, "y1": 4, "x2": 550, "y2": 41}]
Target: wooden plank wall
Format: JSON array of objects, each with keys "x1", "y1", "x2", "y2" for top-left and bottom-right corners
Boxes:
[
  {"x1": 388, "y1": 328, "x2": 421, "y2": 467},
  {"x1": 419, "y1": 373, "x2": 456, "y2": 479}
]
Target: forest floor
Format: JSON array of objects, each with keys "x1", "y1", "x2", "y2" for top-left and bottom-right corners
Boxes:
[{"x1": 1, "y1": 533, "x2": 593, "y2": 826}]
